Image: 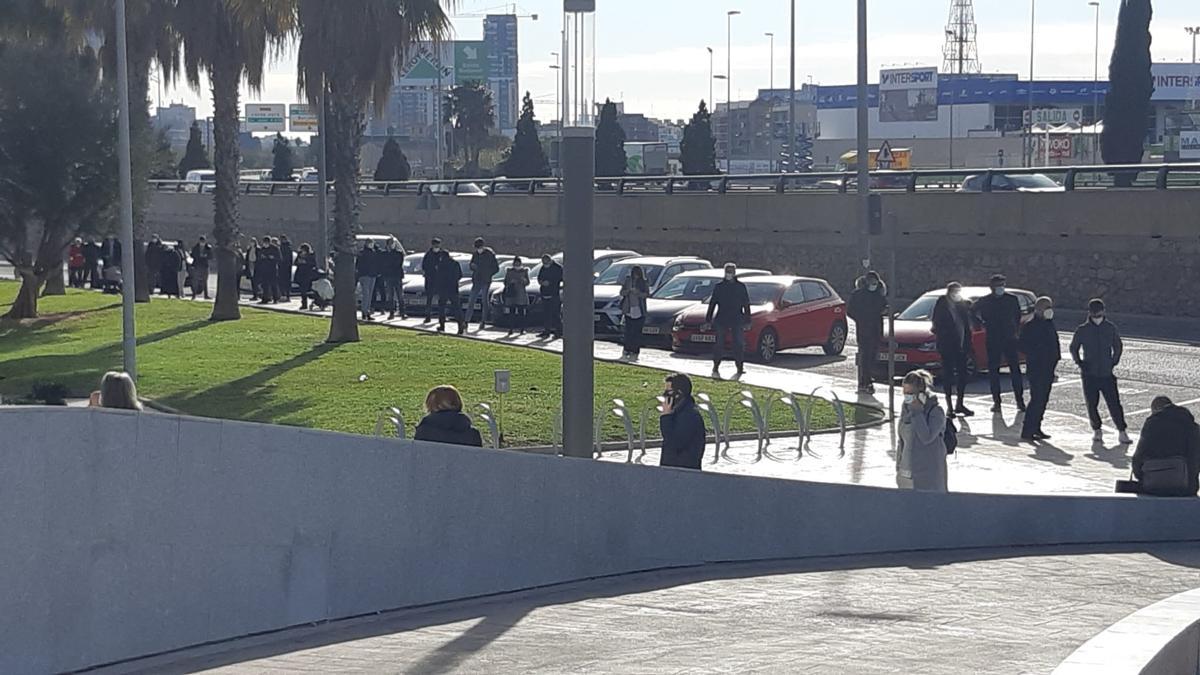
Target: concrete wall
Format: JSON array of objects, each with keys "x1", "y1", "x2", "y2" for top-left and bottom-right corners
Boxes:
[
  {"x1": 10, "y1": 406, "x2": 1200, "y2": 672},
  {"x1": 148, "y1": 188, "x2": 1200, "y2": 316},
  {"x1": 1054, "y1": 588, "x2": 1200, "y2": 674}
]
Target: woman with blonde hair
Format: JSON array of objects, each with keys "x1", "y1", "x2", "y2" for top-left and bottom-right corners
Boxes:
[
  {"x1": 414, "y1": 385, "x2": 483, "y2": 447},
  {"x1": 895, "y1": 369, "x2": 948, "y2": 491},
  {"x1": 88, "y1": 371, "x2": 143, "y2": 411}
]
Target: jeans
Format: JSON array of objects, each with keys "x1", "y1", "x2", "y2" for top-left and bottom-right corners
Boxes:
[
  {"x1": 358, "y1": 276, "x2": 377, "y2": 317},
  {"x1": 713, "y1": 322, "x2": 746, "y2": 367},
  {"x1": 939, "y1": 345, "x2": 969, "y2": 407},
  {"x1": 1083, "y1": 374, "x2": 1127, "y2": 432},
  {"x1": 465, "y1": 283, "x2": 491, "y2": 325},
  {"x1": 624, "y1": 316, "x2": 645, "y2": 355},
  {"x1": 542, "y1": 296, "x2": 562, "y2": 336},
  {"x1": 987, "y1": 338, "x2": 1025, "y2": 404},
  {"x1": 382, "y1": 277, "x2": 404, "y2": 316},
  {"x1": 436, "y1": 293, "x2": 462, "y2": 329},
  {"x1": 1022, "y1": 363, "x2": 1056, "y2": 437}
]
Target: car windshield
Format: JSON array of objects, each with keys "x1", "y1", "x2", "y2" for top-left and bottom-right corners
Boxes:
[
  {"x1": 653, "y1": 276, "x2": 718, "y2": 301},
  {"x1": 1008, "y1": 174, "x2": 1060, "y2": 189},
  {"x1": 403, "y1": 255, "x2": 423, "y2": 275},
  {"x1": 704, "y1": 282, "x2": 781, "y2": 305},
  {"x1": 898, "y1": 295, "x2": 939, "y2": 321},
  {"x1": 595, "y1": 262, "x2": 664, "y2": 286}
]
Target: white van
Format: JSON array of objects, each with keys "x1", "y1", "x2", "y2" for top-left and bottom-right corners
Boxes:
[{"x1": 185, "y1": 169, "x2": 216, "y2": 193}]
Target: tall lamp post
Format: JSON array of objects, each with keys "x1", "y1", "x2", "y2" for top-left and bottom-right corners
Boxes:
[
  {"x1": 714, "y1": 74, "x2": 728, "y2": 164},
  {"x1": 788, "y1": 0, "x2": 796, "y2": 175},
  {"x1": 707, "y1": 46, "x2": 714, "y2": 108},
  {"x1": 1187, "y1": 27, "x2": 1200, "y2": 110},
  {"x1": 1090, "y1": 2, "x2": 1101, "y2": 163},
  {"x1": 727, "y1": 10, "x2": 740, "y2": 172},
  {"x1": 856, "y1": 0, "x2": 870, "y2": 268},
  {"x1": 765, "y1": 32, "x2": 774, "y2": 171},
  {"x1": 765, "y1": 32, "x2": 775, "y2": 92},
  {"x1": 1027, "y1": 0, "x2": 1037, "y2": 167},
  {"x1": 115, "y1": 0, "x2": 137, "y2": 378}
]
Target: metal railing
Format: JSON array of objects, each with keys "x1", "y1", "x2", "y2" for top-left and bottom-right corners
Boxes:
[{"x1": 149, "y1": 162, "x2": 1200, "y2": 198}]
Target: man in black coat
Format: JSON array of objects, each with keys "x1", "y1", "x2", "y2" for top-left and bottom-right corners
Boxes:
[
  {"x1": 189, "y1": 236, "x2": 212, "y2": 300},
  {"x1": 931, "y1": 282, "x2": 974, "y2": 418},
  {"x1": 255, "y1": 237, "x2": 280, "y2": 304},
  {"x1": 277, "y1": 235, "x2": 293, "y2": 301},
  {"x1": 378, "y1": 239, "x2": 406, "y2": 320},
  {"x1": 972, "y1": 273, "x2": 1025, "y2": 412},
  {"x1": 83, "y1": 237, "x2": 103, "y2": 288},
  {"x1": 706, "y1": 263, "x2": 752, "y2": 379},
  {"x1": 1019, "y1": 296, "x2": 1060, "y2": 442},
  {"x1": 537, "y1": 254, "x2": 564, "y2": 339},
  {"x1": 434, "y1": 249, "x2": 464, "y2": 334},
  {"x1": 356, "y1": 242, "x2": 378, "y2": 320},
  {"x1": 465, "y1": 237, "x2": 499, "y2": 329},
  {"x1": 847, "y1": 271, "x2": 888, "y2": 394},
  {"x1": 421, "y1": 237, "x2": 443, "y2": 322},
  {"x1": 145, "y1": 235, "x2": 164, "y2": 293},
  {"x1": 1070, "y1": 298, "x2": 1131, "y2": 444},
  {"x1": 1133, "y1": 396, "x2": 1200, "y2": 496},
  {"x1": 659, "y1": 373, "x2": 707, "y2": 469}
]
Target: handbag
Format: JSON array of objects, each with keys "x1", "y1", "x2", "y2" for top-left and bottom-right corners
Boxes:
[{"x1": 1140, "y1": 457, "x2": 1190, "y2": 496}]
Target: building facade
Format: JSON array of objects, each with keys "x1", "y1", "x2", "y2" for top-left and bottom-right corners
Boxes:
[{"x1": 485, "y1": 14, "x2": 519, "y2": 134}]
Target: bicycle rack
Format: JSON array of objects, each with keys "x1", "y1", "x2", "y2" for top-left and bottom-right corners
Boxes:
[
  {"x1": 373, "y1": 406, "x2": 408, "y2": 441},
  {"x1": 762, "y1": 394, "x2": 809, "y2": 462},
  {"x1": 804, "y1": 387, "x2": 848, "y2": 457},
  {"x1": 637, "y1": 396, "x2": 668, "y2": 465},
  {"x1": 609, "y1": 399, "x2": 641, "y2": 463},
  {"x1": 473, "y1": 402, "x2": 501, "y2": 450},
  {"x1": 695, "y1": 393, "x2": 725, "y2": 465},
  {"x1": 721, "y1": 390, "x2": 768, "y2": 463},
  {"x1": 592, "y1": 404, "x2": 606, "y2": 459},
  {"x1": 551, "y1": 408, "x2": 563, "y2": 455}
]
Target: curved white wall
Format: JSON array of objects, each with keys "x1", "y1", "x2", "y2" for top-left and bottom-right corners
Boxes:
[{"x1": 7, "y1": 406, "x2": 1200, "y2": 673}]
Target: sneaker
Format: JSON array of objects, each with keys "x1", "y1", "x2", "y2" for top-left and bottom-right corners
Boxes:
[
  {"x1": 991, "y1": 403, "x2": 1003, "y2": 413},
  {"x1": 1092, "y1": 429, "x2": 1104, "y2": 442},
  {"x1": 955, "y1": 405, "x2": 975, "y2": 417},
  {"x1": 1016, "y1": 400, "x2": 1027, "y2": 413},
  {"x1": 1034, "y1": 431, "x2": 1051, "y2": 440},
  {"x1": 1119, "y1": 431, "x2": 1133, "y2": 445},
  {"x1": 711, "y1": 367, "x2": 722, "y2": 379}
]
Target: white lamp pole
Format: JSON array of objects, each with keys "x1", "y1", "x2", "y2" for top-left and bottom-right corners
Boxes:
[
  {"x1": 727, "y1": 10, "x2": 740, "y2": 171},
  {"x1": 115, "y1": 0, "x2": 137, "y2": 379}
]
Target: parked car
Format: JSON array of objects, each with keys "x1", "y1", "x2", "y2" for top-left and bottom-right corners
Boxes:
[
  {"x1": 638, "y1": 268, "x2": 771, "y2": 347},
  {"x1": 592, "y1": 256, "x2": 713, "y2": 335},
  {"x1": 957, "y1": 173, "x2": 1065, "y2": 193},
  {"x1": 401, "y1": 252, "x2": 475, "y2": 311},
  {"x1": 873, "y1": 286, "x2": 1038, "y2": 380},
  {"x1": 184, "y1": 169, "x2": 215, "y2": 193},
  {"x1": 424, "y1": 181, "x2": 487, "y2": 197},
  {"x1": 671, "y1": 276, "x2": 848, "y2": 363},
  {"x1": 488, "y1": 250, "x2": 641, "y2": 327}
]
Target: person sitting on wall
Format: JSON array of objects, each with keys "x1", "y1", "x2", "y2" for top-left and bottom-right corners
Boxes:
[
  {"x1": 414, "y1": 385, "x2": 484, "y2": 447},
  {"x1": 87, "y1": 371, "x2": 143, "y2": 411},
  {"x1": 1132, "y1": 396, "x2": 1200, "y2": 497}
]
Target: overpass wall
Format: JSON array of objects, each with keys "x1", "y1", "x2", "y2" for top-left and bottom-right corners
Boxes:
[
  {"x1": 149, "y1": 189, "x2": 1200, "y2": 316},
  {"x1": 8, "y1": 406, "x2": 1200, "y2": 672}
]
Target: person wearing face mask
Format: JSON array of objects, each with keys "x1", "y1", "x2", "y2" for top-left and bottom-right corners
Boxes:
[
  {"x1": 421, "y1": 237, "x2": 443, "y2": 323},
  {"x1": 1070, "y1": 298, "x2": 1131, "y2": 444},
  {"x1": 931, "y1": 281, "x2": 974, "y2": 418},
  {"x1": 1019, "y1": 296, "x2": 1060, "y2": 442},
  {"x1": 895, "y1": 370, "x2": 949, "y2": 492},
  {"x1": 705, "y1": 263, "x2": 752, "y2": 379},
  {"x1": 378, "y1": 238, "x2": 407, "y2": 320},
  {"x1": 537, "y1": 254, "x2": 565, "y2": 339},
  {"x1": 972, "y1": 274, "x2": 1026, "y2": 413},
  {"x1": 465, "y1": 237, "x2": 499, "y2": 329},
  {"x1": 847, "y1": 271, "x2": 888, "y2": 394},
  {"x1": 659, "y1": 373, "x2": 707, "y2": 469}
]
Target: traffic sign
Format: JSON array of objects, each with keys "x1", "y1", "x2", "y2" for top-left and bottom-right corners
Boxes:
[
  {"x1": 876, "y1": 140, "x2": 896, "y2": 169},
  {"x1": 244, "y1": 103, "x2": 286, "y2": 132},
  {"x1": 288, "y1": 104, "x2": 318, "y2": 133},
  {"x1": 1023, "y1": 108, "x2": 1083, "y2": 127}
]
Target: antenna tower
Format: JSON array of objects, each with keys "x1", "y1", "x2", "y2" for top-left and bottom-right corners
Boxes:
[{"x1": 943, "y1": 0, "x2": 982, "y2": 74}]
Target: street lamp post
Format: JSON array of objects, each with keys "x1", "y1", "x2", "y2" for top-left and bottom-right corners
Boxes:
[
  {"x1": 856, "y1": 0, "x2": 870, "y2": 268},
  {"x1": 788, "y1": 0, "x2": 796, "y2": 174},
  {"x1": 765, "y1": 32, "x2": 774, "y2": 171},
  {"x1": 115, "y1": 0, "x2": 137, "y2": 379},
  {"x1": 765, "y1": 32, "x2": 774, "y2": 92},
  {"x1": 1187, "y1": 27, "x2": 1200, "y2": 110},
  {"x1": 727, "y1": 10, "x2": 740, "y2": 172},
  {"x1": 707, "y1": 46, "x2": 714, "y2": 109},
  {"x1": 1027, "y1": 0, "x2": 1037, "y2": 167},
  {"x1": 1091, "y1": 2, "x2": 1101, "y2": 163}
]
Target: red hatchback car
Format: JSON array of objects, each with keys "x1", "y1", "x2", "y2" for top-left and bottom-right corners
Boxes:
[
  {"x1": 671, "y1": 276, "x2": 848, "y2": 363},
  {"x1": 873, "y1": 286, "x2": 1038, "y2": 380}
]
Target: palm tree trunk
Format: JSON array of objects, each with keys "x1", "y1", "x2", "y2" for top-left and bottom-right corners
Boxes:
[
  {"x1": 208, "y1": 53, "x2": 242, "y2": 321},
  {"x1": 325, "y1": 82, "x2": 364, "y2": 344}
]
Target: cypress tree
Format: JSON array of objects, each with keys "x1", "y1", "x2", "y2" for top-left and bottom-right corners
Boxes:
[
  {"x1": 498, "y1": 92, "x2": 550, "y2": 178},
  {"x1": 681, "y1": 100, "x2": 719, "y2": 175},
  {"x1": 594, "y1": 99, "x2": 627, "y2": 177},
  {"x1": 1101, "y1": 0, "x2": 1154, "y2": 186},
  {"x1": 269, "y1": 133, "x2": 295, "y2": 181},
  {"x1": 373, "y1": 136, "x2": 412, "y2": 181},
  {"x1": 176, "y1": 120, "x2": 210, "y2": 177}
]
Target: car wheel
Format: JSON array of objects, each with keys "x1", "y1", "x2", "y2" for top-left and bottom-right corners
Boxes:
[
  {"x1": 823, "y1": 321, "x2": 848, "y2": 356},
  {"x1": 757, "y1": 328, "x2": 779, "y2": 364}
]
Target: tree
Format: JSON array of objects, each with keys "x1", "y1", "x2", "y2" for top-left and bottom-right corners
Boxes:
[
  {"x1": 294, "y1": 0, "x2": 453, "y2": 343},
  {"x1": 177, "y1": 121, "x2": 211, "y2": 177},
  {"x1": 270, "y1": 133, "x2": 295, "y2": 181},
  {"x1": 374, "y1": 137, "x2": 412, "y2": 181},
  {"x1": 681, "y1": 100, "x2": 719, "y2": 176},
  {"x1": 497, "y1": 91, "x2": 550, "y2": 178},
  {"x1": 444, "y1": 81, "x2": 496, "y2": 177},
  {"x1": 0, "y1": 44, "x2": 118, "y2": 319},
  {"x1": 1101, "y1": 0, "x2": 1154, "y2": 186},
  {"x1": 148, "y1": 129, "x2": 179, "y2": 179},
  {"x1": 595, "y1": 99, "x2": 627, "y2": 177},
  {"x1": 175, "y1": 0, "x2": 291, "y2": 321}
]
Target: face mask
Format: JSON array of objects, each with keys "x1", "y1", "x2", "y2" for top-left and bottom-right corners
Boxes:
[
  {"x1": 476, "y1": 247, "x2": 483, "y2": 253},
  {"x1": 432, "y1": 246, "x2": 441, "y2": 253},
  {"x1": 903, "y1": 393, "x2": 916, "y2": 404},
  {"x1": 1091, "y1": 316, "x2": 1104, "y2": 325},
  {"x1": 867, "y1": 283, "x2": 879, "y2": 292},
  {"x1": 993, "y1": 287, "x2": 1005, "y2": 297},
  {"x1": 949, "y1": 292, "x2": 962, "y2": 302},
  {"x1": 725, "y1": 273, "x2": 735, "y2": 280},
  {"x1": 1042, "y1": 309, "x2": 1054, "y2": 320}
]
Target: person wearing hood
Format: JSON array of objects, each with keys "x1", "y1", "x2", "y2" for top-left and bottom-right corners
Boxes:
[
  {"x1": 895, "y1": 370, "x2": 949, "y2": 492},
  {"x1": 414, "y1": 385, "x2": 484, "y2": 447},
  {"x1": 1133, "y1": 396, "x2": 1200, "y2": 497},
  {"x1": 1070, "y1": 298, "x2": 1131, "y2": 445},
  {"x1": 1019, "y1": 296, "x2": 1060, "y2": 442},
  {"x1": 847, "y1": 271, "x2": 888, "y2": 394},
  {"x1": 659, "y1": 373, "x2": 707, "y2": 469},
  {"x1": 972, "y1": 273, "x2": 1026, "y2": 413},
  {"x1": 465, "y1": 237, "x2": 499, "y2": 329}
]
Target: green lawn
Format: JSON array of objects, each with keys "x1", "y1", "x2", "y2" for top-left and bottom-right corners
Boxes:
[{"x1": 0, "y1": 282, "x2": 880, "y2": 446}]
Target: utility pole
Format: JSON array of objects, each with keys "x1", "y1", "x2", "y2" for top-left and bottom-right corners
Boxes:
[
  {"x1": 727, "y1": 10, "x2": 740, "y2": 172},
  {"x1": 115, "y1": 0, "x2": 137, "y2": 379},
  {"x1": 1027, "y1": 0, "x2": 1036, "y2": 167},
  {"x1": 707, "y1": 46, "x2": 714, "y2": 109},
  {"x1": 788, "y1": 0, "x2": 796, "y2": 174},
  {"x1": 856, "y1": 0, "x2": 871, "y2": 269},
  {"x1": 316, "y1": 79, "x2": 330, "y2": 267}
]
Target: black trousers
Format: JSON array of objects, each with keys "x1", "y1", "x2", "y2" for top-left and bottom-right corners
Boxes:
[
  {"x1": 543, "y1": 296, "x2": 562, "y2": 335},
  {"x1": 436, "y1": 294, "x2": 462, "y2": 329},
  {"x1": 1083, "y1": 374, "x2": 1127, "y2": 432},
  {"x1": 624, "y1": 316, "x2": 645, "y2": 355},
  {"x1": 987, "y1": 339, "x2": 1024, "y2": 403},
  {"x1": 939, "y1": 345, "x2": 969, "y2": 407},
  {"x1": 857, "y1": 327, "x2": 881, "y2": 387},
  {"x1": 1022, "y1": 363, "x2": 1056, "y2": 436}
]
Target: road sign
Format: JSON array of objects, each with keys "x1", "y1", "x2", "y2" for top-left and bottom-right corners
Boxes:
[
  {"x1": 1023, "y1": 108, "x2": 1083, "y2": 127},
  {"x1": 454, "y1": 41, "x2": 488, "y2": 83},
  {"x1": 244, "y1": 103, "x2": 285, "y2": 132},
  {"x1": 494, "y1": 370, "x2": 511, "y2": 394},
  {"x1": 288, "y1": 104, "x2": 318, "y2": 133},
  {"x1": 876, "y1": 140, "x2": 896, "y2": 169}
]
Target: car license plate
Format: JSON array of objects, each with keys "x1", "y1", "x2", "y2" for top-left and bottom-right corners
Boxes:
[
  {"x1": 642, "y1": 326, "x2": 661, "y2": 335},
  {"x1": 691, "y1": 334, "x2": 717, "y2": 343},
  {"x1": 878, "y1": 353, "x2": 908, "y2": 362}
]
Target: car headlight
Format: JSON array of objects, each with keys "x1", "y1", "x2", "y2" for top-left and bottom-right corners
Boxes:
[
  {"x1": 918, "y1": 341, "x2": 938, "y2": 352},
  {"x1": 673, "y1": 316, "x2": 685, "y2": 331}
]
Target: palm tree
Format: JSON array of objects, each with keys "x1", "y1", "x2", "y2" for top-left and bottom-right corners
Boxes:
[
  {"x1": 175, "y1": 0, "x2": 291, "y2": 321},
  {"x1": 292, "y1": 0, "x2": 453, "y2": 343}
]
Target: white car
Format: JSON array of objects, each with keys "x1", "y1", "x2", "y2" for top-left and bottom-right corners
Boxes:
[
  {"x1": 957, "y1": 173, "x2": 1065, "y2": 193},
  {"x1": 184, "y1": 169, "x2": 215, "y2": 193},
  {"x1": 592, "y1": 256, "x2": 713, "y2": 335}
]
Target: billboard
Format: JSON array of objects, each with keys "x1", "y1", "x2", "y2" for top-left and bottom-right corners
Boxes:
[
  {"x1": 454, "y1": 41, "x2": 488, "y2": 83},
  {"x1": 879, "y1": 67, "x2": 938, "y2": 123},
  {"x1": 1152, "y1": 63, "x2": 1200, "y2": 101},
  {"x1": 244, "y1": 103, "x2": 285, "y2": 132},
  {"x1": 1023, "y1": 108, "x2": 1084, "y2": 126},
  {"x1": 1182, "y1": 131, "x2": 1200, "y2": 160},
  {"x1": 288, "y1": 104, "x2": 318, "y2": 132}
]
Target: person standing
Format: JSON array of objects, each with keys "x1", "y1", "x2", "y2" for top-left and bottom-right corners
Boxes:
[
  {"x1": 244, "y1": 237, "x2": 259, "y2": 300},
  {"x1": 434, "y1": 249, "x2": 464, "y2": 334},
  {"x1": 931, "y1": 282, "x2": 975, "y2": 419},
  {"x1": 895, "y1": 370, "x2": 949, "y2": 492},
  {"x1": 847, "y1": 270, "x2": 888, "y2": 394},
  {"x1": 277, "y1": 235, "x2": 293, "y2": 301},
  {"x1": 158, "y1": 243, "x2": 183, "y2": 298},
  {"x1": 659, "y1": 373, "x2": 707, "y2": 469},
  {"x1": 421, "y1": 237, "x2": 443, "y2": 323},
  {"x1": 466, "y1": 238, "x2": 499, "y2": 329},
  {"x1": 255, "y1": 237, "x2": 280, "y2": 303},
  {"x1": 1019, "y1": 296, "x2": 1060, "y2": 442},
  {"x1": 67, "y1": 238, "x2": 86, "y2": 288},
  {"x1": 189, "y1": 236, "x2": 212, "y2": 300},
  {"x1": 619, "y1": 265, "x2": 650, "y2": 360},
  {"x1": 145, "y1": 235, "x2": 164, "y2": 293},
  {"x1": 293, "y1": 243, "x2": 317, "y2": 310},
  {"x1": 972, "y1": 274, "x2": 1026, "y2": 412},
  {"x1": 503, "y1": 256, "x2": 531, "y2": 337},
  {"x1": 706, "y1": 263, "x2": 751, "y2": 379},
  {"x1": 83, "y1": 237, "x2": 103, "y2": 289},
  {"x1": 1070, "y1": 298, "x2": 1132, "y2": 444},
  {"x1": 537, "y1": 254, "x2": 564, "y2": 340},
  {"x1": 378, "y1": 238, "x2": 406, "y2": 320},
  {"x1": 356, "y1": 241, "x2": 378, "y2": 320}
]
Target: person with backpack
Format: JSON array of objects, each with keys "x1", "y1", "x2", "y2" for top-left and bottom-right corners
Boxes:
[{"x1": 895, "y1": 369, "x2": 949, "y2": 492}]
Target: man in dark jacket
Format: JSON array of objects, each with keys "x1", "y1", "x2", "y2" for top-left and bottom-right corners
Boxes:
[
  {"x1": 1019, "y1": 296, "x2": 1060, "y2": 442},
  {"x1": 277, "y1": 235, "x2": 293, "y2": 301},
  {"x1": 189, "y1": 236, "x2": 212, "y2": 300},
  {"x1": 465, "y1": 237, "x2": 499, "y2": 329},
  {"x1": 537, "y1": 254, "x2": 564, "y2": 339},
  {"x1": 83, "y1": 237, "x2": 103, "y2": 288},
  {"x1": 847, "y1": 271, "x2": 888, "y2": 394},
  {"x1": 378, "y1": 238, "x2": 406, "y2": 320},
  {"x1": 972, "y1": 273, "x2": 1025, "y2": 412},
  {"x1": 145, "y1": 235, "x2": 164, "y2": 293},
  {"x1": 706, "y1": 263, "x2": 752, "y2": 379},
  {"x1": 421, "y1": 237, "x2": 443, "y2": 322},
  {"x1": 931, "y1": 282, "x2": 974, "y2": 418},
  {"x1": 659, "y1": 373, "x2": 706, "y2": 469},
  {"x1": 1133, "y1": 396, "x2": 1200, "y2": 496},
  {"x1": 1070, "y1": 298, "x2": 1131, "y2": 444},
  {"x1": 356, "y1": 242, "x2": 378, "y2": 320},
  {"x1": 434, "y1": 249, "x2": 464, "y2": 334}
]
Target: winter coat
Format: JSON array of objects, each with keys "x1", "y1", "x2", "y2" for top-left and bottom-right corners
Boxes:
[
  {"x1": 538, "y1": 261, "x2": 564, "y2": 300},
  {"x1": 83, "y1": 242, "x2": 102, "y2": 264},
  {"x1": 503, "y1": 266, "x2": 530, "y2": 306},
  {"x1": 377, "y1": 249, "x2": 405, "y2": 279},
  {"x1": 619, "y1": 277, "x2": 649, "y2": 317},
  {"x1": 68, "y1": 245, "x2": 85, "y2": 269},
  {"x1": 190, "y1": 243, "x2": 212, "y2": 269},
  {"x1": 470, "y1": 247, "x2": 500, "y2": 285},
  {"x1": 414, "y1": 410, "x2": 484, "y2": 447},
  {"x1": 278, "y1": 241, "x2": 293, "y2": 275},
  {"x1": 356, "y1": 248, "x2": 377, "y2": 279},
  {"x1": 896, "y1": 396, "x2": 949, "y2": 492},
  {"x1": 1019, "y1": 316, "x2": 1061, "y2": 373},
  {"x1": 847, "y1": 277, "x2": 889, "y2": 337},
  {"x1": 1133, "y1": 405, "x2": 1200, "y2": 496},
  {"x1": 931, "y1": 295, "x2": 972, "y2": 353},
  {"x1": 973, "y1": 292, "x2": 1022, "y2": 345},
  {"x1": 434, "y1": 252, "x2": 462, "y2": 296},
  {"x1": 255, "y1": 245, "x2": 279, "y2": 280},
  {"x1": 706, "y1": 278, "x2": 751, "y2": 326},
  {"x1": 1070, "y1": 319, "x2": 1124, "y2": 379},
  {"x1": 293, "y1": 252, "x2": 317, "y2": 288},
  {"x1": 421, "y1": 248, "x2": 441, "y2": 278},
  {"x1": 659, "y1": 395, "x2": 706, "y2": 469}
]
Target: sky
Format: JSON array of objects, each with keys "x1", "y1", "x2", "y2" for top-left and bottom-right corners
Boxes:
[{"x1": 157, "y1": 0, "x2": 1200, "y2": 125}]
